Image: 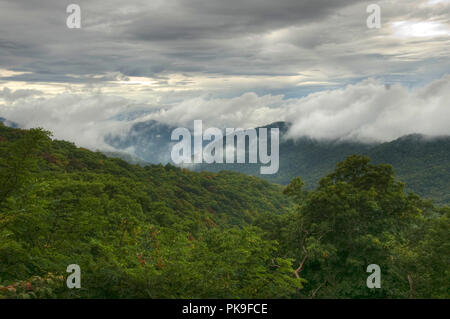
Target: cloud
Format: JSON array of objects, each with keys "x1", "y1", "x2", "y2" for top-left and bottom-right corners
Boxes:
[
  {"x1": 142, "y1": 92, "x2": 284, "y2": 129},
  {"x1": 0, "y1": 0, "x2": 449, "y2": 151},
  {"x1": 142, "y1": 75, "x2": 450, "y2": 142},
  {"x1": 0, "y1": 91, "x2": 134, "y2": 150},
  {"x1": 0, "y1": 87, "x2": 43, "y2": 101},
  {"x1": 0, "y1": 0, "x2": 449, "y2": 95},
  {"x1": 1, "y1": 76, "x2": 450, "y2": 152},
  {"x1": 283, "y1": 75, "x2": 450, "y2": 141}
]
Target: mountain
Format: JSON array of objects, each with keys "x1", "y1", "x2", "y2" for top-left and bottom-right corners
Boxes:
[
  {"x1": 107, "y1": 120, "x2": 450, "y2": 205},
  {"x1": 0, "y1": 122, "x2": 291, "y2": 227},
  {"x1": 101, "y1": 150, "x2": 149, "y2": 166},
  {"x1": 104, "y1": 120, "x2": 175, "y2": 164},
  {"x1": 1, "y1": 123, "x2": 447, "y2": 299},
  {"x1": 365, "y1": 134, "x2": 450, "y2": 205},
  {"x1": 0, "y1": 123, "x2": 298, "y2": 298},
  {"x1": 197, "y1": 123, "x2": 450, "y2": 205},
  {"x1": 0, "y1": 117, "x2": 19, "y2": 128}
]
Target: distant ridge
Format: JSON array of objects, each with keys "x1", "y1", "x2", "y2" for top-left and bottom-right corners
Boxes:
[
  {"x1": 106, "y1": 120, "x2": 450, "y2": 204},
  {"x1": 0, "y1": 117, "x2": 19, "y2": 128}
]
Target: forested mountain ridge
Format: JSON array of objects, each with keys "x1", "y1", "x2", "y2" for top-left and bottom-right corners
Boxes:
[
  {"x1": 102, "y1": 119, "x2": 450, "y2": 205},
  {"x1": 194, "y1": 122, "x2": 450, "y2": 205},
  {"x1": 0, "y1": 124, "x2": 291, "y2": 228},
  {"x1": 0, "y1": 123, "x2": 298, "y2": 298},
  {"x1": 4, "y1": 117, "x2": 449, "y2": 204},
  {"x1": 0, "y1": 124, "x2": 448, "y2": 299}
]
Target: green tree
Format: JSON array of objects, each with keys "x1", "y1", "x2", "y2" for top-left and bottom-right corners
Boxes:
[{"x1": 282, "y1": 155, "x2": 446, "y2": 298}]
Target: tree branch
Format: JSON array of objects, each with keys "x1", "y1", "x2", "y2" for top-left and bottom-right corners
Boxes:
[
  {"x1": 311, "y1": 282, "x2": 325, "y2": 299},
  {"x1": 407, "y1": 274, "x2": 414, "y2": 299},
  {"x1": 294, "y1": 235, "x2": 309, "y2": 281}
]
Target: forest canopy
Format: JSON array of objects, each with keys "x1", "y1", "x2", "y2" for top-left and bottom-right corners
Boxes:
[{"x1": 0, "y1": 124, "x2": 448, "y2": 299}]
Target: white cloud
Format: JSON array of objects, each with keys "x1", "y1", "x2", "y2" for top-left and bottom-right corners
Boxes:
[
  {"x1": 392, "y1": 21, "x2": 450, "y2": 38},
  {"x1": 1, "y1": 75, "x2": 449, "y2": 153},
  {"x1": 143, "y1": 92, "x2": 284, "y2": 129},
  {"x1": 284, "y1": 75, "x2": 450, "y2": 142},
  {"x1": 0, "y1": 92, "x2": 134, "y2": 150},
  {"x1": 0, "y1": 87, "x2": 43, "y2": 101},
  {"x1": 145, "y1": 75, "x2": 450, "y2": 143}
]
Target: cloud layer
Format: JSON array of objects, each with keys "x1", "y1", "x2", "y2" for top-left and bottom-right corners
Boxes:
[
  {"x1": 0, "y1": 0, "x2": 449, "y2": 151},
  {"x1": 145, "y1": 75, "x2": 450, "y2": 142},
  {"x1": 284, "y1": 75, "x2": 450, "y2": 141},
  {"x1": 1, "y1": 75, "x2": 449, "y2": 150},
  {"x1": 0, "y1": 0, "x2": 449, "y2": 99},
  {"x1": 0, "y1": 92, "x2": 133, "y2": 150}
]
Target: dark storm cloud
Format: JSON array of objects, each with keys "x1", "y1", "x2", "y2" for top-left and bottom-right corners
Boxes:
[
  {"x1": 127, "y1": 0, "x2": 361, "y2": 41},
  {"x1": 0, "y1": 0, "x2": 448, "y2": 94},
  {"x1": 0, "y1": 0, "x2": 365, "y2": 83}
]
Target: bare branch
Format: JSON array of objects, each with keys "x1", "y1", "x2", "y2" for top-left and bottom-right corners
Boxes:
[
  {"x1": 311, "y1": 282, "x2": 325, "y2": 299},
  {"x1": 407, "y1": 274, "x2": 414, "y2": 299}
]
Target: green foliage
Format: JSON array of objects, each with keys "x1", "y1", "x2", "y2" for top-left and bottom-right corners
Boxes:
[
  {"x1": 0, "y1": 125, "x2": 448, "y2": 299},
  {"x1": 0, "y1": 273, "x2": 65, "y2": 299},
  {"x1": 270, "y1": 155, "x2": 449, "y2": 298},
  {"x1": 198, "y1": 123, "x2": 450, "y2": 205},
  {"x1": 0, "y1": 127, "x2": 51, "y2": 207},
  {"x1": 0, "y1": 125, "x2": 297, "y2": 298}
]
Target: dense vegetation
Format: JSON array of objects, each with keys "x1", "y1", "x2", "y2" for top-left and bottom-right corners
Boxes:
[
  {"x1": 102, "y1": 120, "x2": 450, "y2": 205},
  {"x1": 186, "y1": 122, "x2": 450, "y2": 205},
  {"x1": 256, "y1": 157, "x2": 449, "y2": 298},
  {"x1": 0, "y1": 124, "x2": 448, "y2": 298}
]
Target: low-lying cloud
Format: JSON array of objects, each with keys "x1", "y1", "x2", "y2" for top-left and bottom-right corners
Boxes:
[
  {"x1": 0, "y1": 93, "x2": 134, "y2": 150},
  {"x1": 284, "y1": 75, "x2": 450, "y2": 142},
  {"x1": 145, "y1": 74, "x2": 450, "y2": 142},
  {"x1": 1, "y1": 75, "x2": 449, "y2": 153}
]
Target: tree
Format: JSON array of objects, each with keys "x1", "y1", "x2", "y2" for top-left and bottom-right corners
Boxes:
[
  {"x1": 282, "y1": 155, "x2": 443, "y2": 298},
  {"x1": 0, "y1": 128, "x2": 51, "y2": 207}
]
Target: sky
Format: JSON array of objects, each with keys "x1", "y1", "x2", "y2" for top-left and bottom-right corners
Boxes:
[{"x1": 0, "y1": 0, "x2": 449, "y2": 149}]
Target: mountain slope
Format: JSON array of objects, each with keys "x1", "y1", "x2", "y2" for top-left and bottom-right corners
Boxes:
[
  {"x1": 0, "y1": 123, "x2": 292, "y2": 228},
  {"x1": 0, "y1": 124, "x2": 299, "y2": 298},
  {"x1": 0, "y1": 123, "x2": 447, "y2": 299},
  {"x1": 192, "y1": 122, "x2": 450, "y2": 205},
  {"x1": 105, "y1": 120, "x2": 450, "y2": 204}
]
